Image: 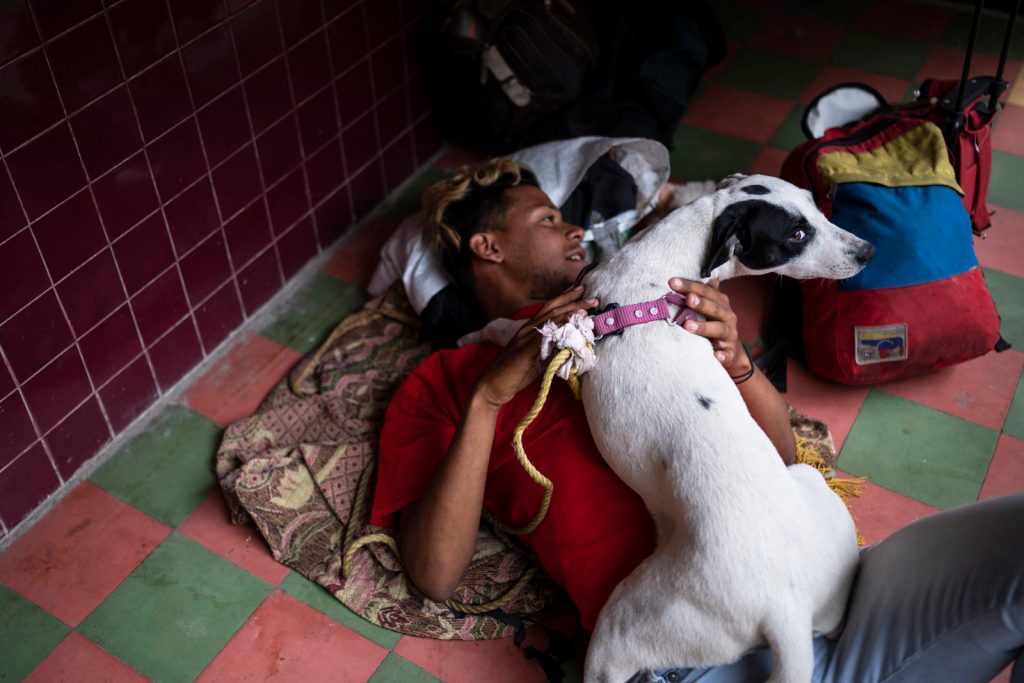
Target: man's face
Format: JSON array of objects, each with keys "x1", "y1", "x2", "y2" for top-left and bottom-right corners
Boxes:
[{"x1": 491, "y1": 185, "x2": 588, "y2": 300}]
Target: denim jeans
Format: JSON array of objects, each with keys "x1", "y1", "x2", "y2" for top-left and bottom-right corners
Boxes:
[{"x1": 632, "y1": 492, "x2": 1024, "y2": 683}]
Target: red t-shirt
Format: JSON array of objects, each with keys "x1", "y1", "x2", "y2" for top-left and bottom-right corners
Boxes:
[{"x1": 371, "y1": 311, "x2": 656, "y2": 632}]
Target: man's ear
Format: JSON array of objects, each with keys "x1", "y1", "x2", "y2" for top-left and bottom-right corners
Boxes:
[
  {"x1": 468, "y1": 232, "x2": 503, "y2": 264},
  {"x1": 701, "y1": 205, "x2": 746, "y2": 278}
]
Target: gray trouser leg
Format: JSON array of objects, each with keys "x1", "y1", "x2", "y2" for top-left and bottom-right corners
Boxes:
[
  {"x1": 825, "y1": 492, "x2": 1024, "y2": 683},
  {"x1": 641, "y1": 493, "x2": 1024, "y2": 683}
]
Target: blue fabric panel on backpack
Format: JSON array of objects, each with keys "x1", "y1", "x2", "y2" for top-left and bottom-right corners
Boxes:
[{"x1": 832, "y1": 183, "x2": 978, "y2": 291}]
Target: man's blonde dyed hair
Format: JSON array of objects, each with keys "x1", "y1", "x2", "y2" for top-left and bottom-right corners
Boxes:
[{"x1": 422, "y1": 158, "x2": 530, "y2": 254}]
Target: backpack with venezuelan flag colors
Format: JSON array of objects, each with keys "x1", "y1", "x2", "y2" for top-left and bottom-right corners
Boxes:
[{"x1": 779, "y1": 115, "x2": 1004, "y2": 385}]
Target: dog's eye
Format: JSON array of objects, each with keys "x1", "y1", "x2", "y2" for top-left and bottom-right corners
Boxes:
[{"x1": 789, "y1": 228, "x2": 808, "y2": 242}]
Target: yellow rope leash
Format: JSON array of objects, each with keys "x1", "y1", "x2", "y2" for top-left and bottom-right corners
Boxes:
[
  {"x1": 795, "y1": 435, "x2": 868, "y2": 545},
  {"x1": 483, "y1": 347, "x2": 582, "y2": 536}
]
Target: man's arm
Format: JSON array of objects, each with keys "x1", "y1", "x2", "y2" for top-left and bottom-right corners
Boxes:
[
  {"x1": 397, "y1": 287, "x2": 598, "y2": 601},
  {"x1": 667, "y1": 277, "x2": 796, "y2": 465}
]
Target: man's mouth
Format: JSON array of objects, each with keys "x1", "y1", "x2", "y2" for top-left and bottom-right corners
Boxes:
[{"x1": 567, "y1": 249, "x2": 586, "y2": 262}]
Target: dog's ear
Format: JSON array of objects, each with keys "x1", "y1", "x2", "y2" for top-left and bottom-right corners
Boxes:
[
  {"x1": 701, "y1": 204, "x2": 747, "y2": 278},
  {"x1": 716, "y1": 173, "x2": 748, "y2": 190}
]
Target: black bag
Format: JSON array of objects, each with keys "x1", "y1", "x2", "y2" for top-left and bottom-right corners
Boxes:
[{"x1": 426, "y1": 0, "x2": 600, "y2": 150}]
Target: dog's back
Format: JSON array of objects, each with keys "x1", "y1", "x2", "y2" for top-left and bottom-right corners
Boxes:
[{"x1": 579, "y1": 175, "x2": 866, "y2": 683}]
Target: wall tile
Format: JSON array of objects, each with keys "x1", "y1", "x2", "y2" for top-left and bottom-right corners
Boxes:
[
  {"x1": 56, "y1": 249, "x2": 125, "y2": 336},
  {"x1": 335, "y1": 58, "x2": 373, "y2": 127},
  {"x1": 6, "y1": 123, "x2": 86, "y2": 220},
  {"x1": 1, "y1": 0, "x2": 428, "y2": 540},
  {"x1": 412, "y1": 115, "x2": 443, "y2": 167},
  {"x1": 256, "y1": 114, "x2": 301, "y2": 184},
  {"x1": 305, "y1": 139, "x2": 345, "y2": 205},
  {"x1": 71, "y1": 86, "x2": 143, "y2": 179},
  {"x1": 323, "y1": 0, "x2": 360, "y2": 21},
  {"x1": 179, "y1": 233, "x2": 232, "y2": 304},
  {"x1": 194, "y1": 282, "x2": 243, "y2": 350},
  {"x1": 0, "y1": 165, "x2": 27, "y2": 242},
  {"x1": 313, "y1": 185, "x2": 351, "y2": 247},
  {"x1": 406, "y1": 69, "x2": 430, "y2": 118},
  {"x1": 212, "y1": 144, "x2": 261, "y2": 218},
  {"x1": 148, "y1": 118, "x2": 206, "y2": 199},
  {"x1": 279, "y1": 0, "x2": 322, "y2": 47},
  {"x1": 164, "y1": 177, "x2": 220, "y2": 253},
  {"x1": 21, "y1": 347, "x2": 92, "y2": 433},
  {"x1": 0, "y1": 443, "x2": 61, "y2": 529},
  {"x1": 349, "y1": 157, "x2": 384, "y2": 220},
  {"x1": 223, "y1": 198, "x2": 272, "y2": 268},
  {"x1": 288, "y1": 30, "x2": 331, "y2": 102},
  {"x1": 296, "y1": 86, "x2": 338, "y2": 152},
  {"x1": 169, "y1": 0, "x2": 227, "y2": 43},
  {"x1": 182, "y1": 24, "x2": 239, "y2": 106},
  {"x1": 365, "y1": 0, "x2": 400, "y2": 47},
  {"x1": 277, "y1": 216, "x2": 317, "y2": 278},
  {"x1": 244, "y1": 57, "x2": 291, "y2": 133},
  {"x1": 79, "y1": 304, "x2": 143, "y2": 386},
  {"x1": 0, "y1": 392, "x2": 36, "y2": 470},
  {"x1": 99, "y1": 354, "x2": 158, "y2": 431},
  {"x1": 236, "y1": 246, "x2": 281, "y2": 314},
  {"x1": 92, "y1": 152, "x2": 160, "y2": 239},
  {"x1": 226, "y1": 0, "x2": 256, "y2": 13},
  {"x1": 128, "y1": 55, "x2": 192, "y2": 141},
  {"x1": 45, "y1": 396, "x2": 110, "y2": 479},
  {"x1": 0, "y1": 229, "x2": 50, "y2": 322},
  {"x1": 148, "y1": 317, "x2": 202, "y2": 390},
  {"x1": 232, "y1": 0, "x2": 283, "y2": 76},
  {"x1": 0, "y1": 49, "x2": 63, "y2": 153},
  {"x1": 113, "y1": 213, "x2": 175, "y2": 294},
  {"x1": 109, "y1": 0, "x2": 176, "y2": 76},
  {"x1": 326, "y1": 4, "x2": 368, "y2": 74},
  {"x1": 371, "y1": 37, "x2": 405, "y2": 97},
  {"x1": 381, "y1": 132, "x2": 415, "y2": 192},
  {"x1": 197, "y1": 85, "x2": 252, "y2": 166},
  {"x1": 33, "y1": 189, "x2": 106, "y2": 281},
  {"x1": 46, "y1": 15, "x2": 121, "y2": 112},
  {"x1": 375, "y1": 86, "x2": 409, "y2": 144},
  {"x1": 130, "y1": 268, "x2": 189, "y2": 345},
  {"x1": 0, "y1": 0, "x2": 39, "y2": 64},
  {"x1": 0, "y1": 290, "x2": 73, "y2": 383},
  {"x1": 29, "y1": 0, "x2": 104, "y2": 40},
  {"x1": 341, "y1": 112, "x2": 376, "y2": 174},
  {"x1": 266, "y1": 166, "x2": 309, "y2": 233}
]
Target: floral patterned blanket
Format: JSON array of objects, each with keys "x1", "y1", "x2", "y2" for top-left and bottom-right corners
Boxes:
[{"x1": 216, "y1": 283, "x2": 848, "y2": 640}]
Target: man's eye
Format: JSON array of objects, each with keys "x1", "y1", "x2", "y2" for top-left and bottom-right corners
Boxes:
[{"x1": 789, "y1": 229, "x2": 807, "y2": 242}]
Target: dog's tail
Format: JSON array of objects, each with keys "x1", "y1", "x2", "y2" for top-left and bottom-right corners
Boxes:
[{"x1": 762, "y1": 608, "x2": 814, "y2": 683}]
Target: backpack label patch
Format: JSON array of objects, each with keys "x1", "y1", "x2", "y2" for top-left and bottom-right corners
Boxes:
[{"x1": 854, "y1": 324, "x2": 908, "y2": 365}]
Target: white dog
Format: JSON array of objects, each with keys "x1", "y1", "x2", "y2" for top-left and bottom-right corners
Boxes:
[{"x1": 577, "y1": 174, "x2": 873, "y2": 683}]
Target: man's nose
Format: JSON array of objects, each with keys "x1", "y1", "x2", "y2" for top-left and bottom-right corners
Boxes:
[{"x1": 566, "y1": 223, "x2": 584, "y2": 242}]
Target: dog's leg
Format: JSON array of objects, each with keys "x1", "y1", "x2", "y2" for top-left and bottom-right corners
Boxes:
[{"x1": 762, "y1": 607, "x2": 814, "y2": 683}]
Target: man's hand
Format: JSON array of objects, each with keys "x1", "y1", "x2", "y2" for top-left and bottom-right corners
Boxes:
[
  {"x1": 473, "y1": 286, "x2": 598, "y2": 410},
  {"x1": 668, "y1": 277, "x2": 752, "y2": 377}
]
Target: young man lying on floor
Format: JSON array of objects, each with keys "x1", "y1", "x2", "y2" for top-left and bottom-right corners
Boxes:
[{"x1": 369, "y1": 158, "x2": 1024, "y2": 682}]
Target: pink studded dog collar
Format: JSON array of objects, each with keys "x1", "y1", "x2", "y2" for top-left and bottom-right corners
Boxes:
[{"x1": 591, "y1": 291, "x2": 699, "y2": 338}]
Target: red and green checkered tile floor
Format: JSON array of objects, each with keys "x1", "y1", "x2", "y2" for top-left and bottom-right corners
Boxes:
[{"x1": 3, "y1": 1, "x2": 1023, "y2": 681}]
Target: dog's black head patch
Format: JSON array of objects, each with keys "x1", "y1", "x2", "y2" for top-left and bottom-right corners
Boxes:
[
  {"x1": 740, "y1": 184, "x2": 770, "y2": 196},
  {"x1": 701, "y1": 200, "x2": 815, "y2": 278}
]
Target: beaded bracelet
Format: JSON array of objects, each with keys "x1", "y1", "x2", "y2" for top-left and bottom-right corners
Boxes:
[{"x1": 729, "y1": 347, "x2": 756, "y2": 385}]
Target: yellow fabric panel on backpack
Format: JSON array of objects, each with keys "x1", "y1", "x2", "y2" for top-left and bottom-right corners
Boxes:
[{"x1": 816, "y1": 121, "x2": 963, "y2": 195}]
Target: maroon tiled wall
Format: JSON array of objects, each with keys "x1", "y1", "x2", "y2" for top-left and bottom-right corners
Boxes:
[{"x1": 0, "y1": 0, "x2": 443, "y2": 535}]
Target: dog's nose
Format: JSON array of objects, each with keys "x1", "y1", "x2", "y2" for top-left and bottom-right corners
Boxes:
[{"x1": 854, "y1": 241, "x2": 875, "y2": 266}]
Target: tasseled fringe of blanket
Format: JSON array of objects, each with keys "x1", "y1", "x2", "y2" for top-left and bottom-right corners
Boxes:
[{"x1": 795, "y1": 436, "x2": 867, "y2": 546}]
